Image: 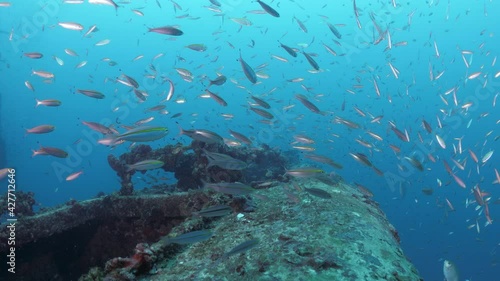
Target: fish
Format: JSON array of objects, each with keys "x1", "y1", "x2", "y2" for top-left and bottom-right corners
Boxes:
[
  {"x1": 279, "y1": 41, "x2": 297, "y2": 57},
  {"x1": 209, "y1": 0, "x2": 221, "y2": 7},
  {"x1": 95, "y1": 39, "x2": 110, "y2": 46},
  {"x1": 203, "y1": 149, "x2": 248, "y2": 170},
  {"x1": 286, "y1": 167, "x2": 325, "y2": 178},
  {"x1": 436, "y1": 134, "x2": 446, "y2": 149},
  {"x1": 147, "y1": 26, "x2": 183, "y2": 36},
  {"x1": 82, "y1": 121, "x2": 113, "y2": 135},
  {"x1": 482, "y1": 150, "x2": 494, "y2": 164},
  {"x1": 163, "y1": 230, "x2": 213, "y2": 245},
  {"x1": 203, "y1": 181, "x2": 255, "y2": 195},
  {"x1": 249, "y1": 107, "x2": 274, "y2": 119},
  {"x1": 88, "y1": 0, "x2": 118, "y2": 10},
  {"x1": 250, "y1": 96, "x2": 270, "y2": 109},
  {"x1": 66, "y1": 171, "x2": 83, "y2": 181},
  {"x1": 208, "y1": 75, "x2": 227, "y2": 87},
  {"x1": 121, "y1": 74, "x2": 139, "y2": 88},
  {"x1": 25, "y1": 81, "x2": 34, "y2": 91},
  {"x1": 326, "y1": 22, "x2": 342, "y2": 39},
  {"x1": 295, "y1": 94, "x2": 323, "y2": 114},
  {"x1": 25, "y1": 125, "x2": 55, "y2": 135},
  {"x1": 302, "y1": 51, "x2": 320, "y2": 70},
  {"x1": 256, "y1": 0, "x2": 279, "y2": 17},
  {"x1": 102, "y1": 126, "x2": 168, "y2": 145},
  {"x1": 162, "y1": 79, "x2": 175, "y2": 102},
  {"x1": 0, "y1": 168, "x2": 12, "y2": 180},
  {"x1": 58, "y1": 22, "x2": 84, "y2": 31},
  {"x1": 32, "y1": 146, "x2": 68, "y2": 158},
  {"x1": 350, "y1": 153, "x2": 372, "y2": 167},
  {"x1": 206, "y1": 90, "x2": 227, "y2": 106},
  {"x1": 222, "y1": 239, "x2": 259, "y2": 259},
  {"x1": 443, "y1": 260, "x2": 459, "y2": 281},
  {"x1": 179, "y1": 127, "x2": 223, "y2": 144},
  {"x1": 24, "y1": 52, "x2": 43, "y2": 59},
  {"x1": 32, "y1": 70, "x2": 54, "y2": 79},
  {"x1": 304, "y1": 154, "x2": 343, "y2": 169},
  {"x1": 294, "y1": 16, "x2": 308, "y2": 33},
  {"x1": 126, "y1": 160, "x2": 164, "y2": 172},
  {"x1": 304, "y1": 187, "x2": 332, "y2": 199},
  {"x1": 193, "y1": 205, "x2": 232, "y2": 218},
  {"x1": 35, "y1": 99, "x2": 61, "y2": 107},
  {"x1": 239, "y1": 51, "x2": 257, "y2": 84},
  {"x1": 186, "y1": 44, "x2": 207, "y2": 52},
  {"x1": 404, "y1": 156, "x2": 424, "y2": 171},
  {"x1": 229, "y1": 130, "x2": 252, "y2": 145},
  {"x1": 77, "y1": 89, "x2": 105, "y2": 99}
]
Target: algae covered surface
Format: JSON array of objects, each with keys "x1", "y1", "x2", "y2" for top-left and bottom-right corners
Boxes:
[{"x1": 144, "y1": 179, "x2": 422, "y2": 281}]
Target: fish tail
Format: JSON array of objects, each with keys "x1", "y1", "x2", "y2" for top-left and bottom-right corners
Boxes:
[
  {"x1": 126, "y1": 165, "x2": 133, "y2": 172},
  {"x1": 177, "y1": 124, "x2": 184, "y2": 137},
  {"x1": 34, "y1": 99, "x2": 40, "y2": 108}
]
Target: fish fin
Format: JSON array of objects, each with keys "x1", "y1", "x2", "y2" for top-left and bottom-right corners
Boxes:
[
  {"x1": 126, "y1": 165, "x2": 133, "y2": 172},
  {"x1": 177, "y1": 124, "x2": 187, "y2": 138}
]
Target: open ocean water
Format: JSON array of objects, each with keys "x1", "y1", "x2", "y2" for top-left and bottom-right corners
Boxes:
[{"x1": 0, "y1": 0, "x2": 499, "y2": 280}]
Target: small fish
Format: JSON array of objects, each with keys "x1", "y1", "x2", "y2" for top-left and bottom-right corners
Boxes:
[
  {"x1": 206, "y1": 90, "x2": 227, "y2": 106},
  {"x1": 326, "y1": 22, "x2": 342, "y2": 39},
  {"x1": 24, "y1": 52, "x2": 43, "y2": 59},
  {"x1": 147, "y1": 26, "x2": 183, "y2": 36},
  {"x1": 404, "y1": 156, "x2": 424, "y2": 171},
  {"x1": 66, "y1": 171, "x2": 83, "y2": 181},
  {"x1": 208, "y1": 75, "x2": 227, "y2": 87},
  {"x1": 88, "y1": 0, "x2": 119, "y2": 10},
  {"x1": 249, "y1": 107, "x2": 273, "y2": 119},
  {"x1": 222, "y1": 239, "x2": 259, "y2": 259},
  {"x1": 279, "y1": 41, "x2": 297, "y2": 57},
  {"x1": 256, "y1": 0, "x2": 279, "y2": 17},
  {"x1": 295, "y1": 94, "x2": 323, "y2": 114},
  {"x1": 25, "y1": 125, "x2": 55, "y2": 135},
  {"x1": 203, "y1": 149, "x2": 247, "y2": 170},
  {"x1": 250, "y1": 96, "x2": 270, "y2": 109},
  {"x1": 126, "y1": 160, "x2": 164, "y2": 172},
  {"x1": 95, "y1": 39, "x2": 110, "y2": 46},
  {"x1": 204, "y1": 181, "x2": 255, "y2": 195},
  {"x1": 304, "y1": 187, "x2": 332, "y2": 199},
  {"x1": 100, "y1": 126, "x2": 168, "y2": 145},
  {"x1": 32, "y1": 146, "x2": 68, "y2": 158},
  {"x1": 302, "y1": 51, "x2": 320, "y2": 70},
  {"x1": 186, "y1": 44, "x2": 207, "y2": 52},
  {"x1": 82, "y1": 121, "x2": 113, "y2": 135},
  {"x1": 229, "y1": 130, "x2": 252, "y2": 145},
  {"x1": 77, "y1": 89, "x2": 105, "y2": 99},
  {"x1": 32, "y1": 70, "x2": 54, "y2": 79},
  {"x1": 163, "y1": 230, "x2": 213, "y2": 245},
  {"x1": 58, "y1": 22, "x2": 84, "y2": 31},
  {"x1": 304, "y1": 154, "x2": 343, "y2": 169},
  {"x1": 436, "y1": 134, "x2": 446, "y2": 149},
  {"x1": 35, "y1": 99, "x2": 61, "y2": 107},
  {"x1": 24, "y1": 81, "x2": 34, "y2": 91},
  {"x1": 193, "y1": 205, "x2": 232, "y2": 217},
  {"x1": 482, "y1": 150, "x2": 494, "y2": 164},
  {"x1": 179, "y1": 127, "x2": 223, "y2": 144},
  {"x1": 286, "y1": 167, "x2": 325, "y2": 178},
  {"x1": 239, "y1": 50, "x2": 257, "y2": 84}
]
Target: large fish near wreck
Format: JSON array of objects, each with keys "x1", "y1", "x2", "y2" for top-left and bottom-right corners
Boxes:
[{"x1": 99, "y1": 126, "x2": 168, "y2": 145}]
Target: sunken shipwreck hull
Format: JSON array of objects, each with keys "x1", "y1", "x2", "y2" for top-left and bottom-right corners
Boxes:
[{"x1": 0, "y1": 143, "x2": 422, "y2": 281}]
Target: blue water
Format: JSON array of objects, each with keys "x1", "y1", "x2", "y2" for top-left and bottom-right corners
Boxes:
[{"x1": 1, "y1": 0, "x2": 499, "y2": 280}]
